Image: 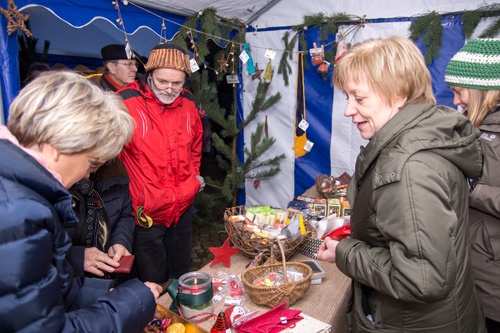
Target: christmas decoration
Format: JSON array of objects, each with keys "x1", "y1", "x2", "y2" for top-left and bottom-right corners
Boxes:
[
  {"x1": 217, "y1": 53, "x2": 228, "y2": 74},
  {"x1": 209, "y1": 237, "x2": 239, "y2": 267},
  {"x1": 410, "y1": 4, "x2": 500, "y2": 64},
  {"x1": 292, "y1": 53, "x2": 309, "y2": 158},
  {"x1": 311, "y1": 42, "x2": 323, "y2": 65},
  {"x1": 334, "y1": 36, "x2": 348, "y2": 64},
  {"x1": 243, "y1": 43, "x2": 255, "y2": 75},
  {"x1": 0, "y1": 0, "x2": 31, "y2": 37},
  {"x1": 317, "y1": 61, "x2": 329, "y2": 73},
  {"x1": 210, "y1": 311, "x2": 231, "y2": 333},
  {"x1": 252, "y1": 63, "x2": 264, "y2": 81},
  {"x1": 264, "y1": 58, "x2": 273, "y2": 83}
]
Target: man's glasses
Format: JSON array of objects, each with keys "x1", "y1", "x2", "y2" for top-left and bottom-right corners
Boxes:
[
  {"x1": 150, "y1": 75, "x2": 184, "y2": 92},
  {"x1": 113, "y1": 61, "x2": 138, "y2": 69}
]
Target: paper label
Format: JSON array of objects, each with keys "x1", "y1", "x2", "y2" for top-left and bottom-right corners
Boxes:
[
  {"x1": 190, "y1": 58, "x2": 200, "y2": 73},
  {"x1": 125, "y1": 42, "x2": 132, "y2": 59},
  {"x1": 239, "y1": 50, "x2": 249, "y2": 64},
  {"x1": 264, "y1": 48, "x2": 276, "y2": 60},
  {"x1": 304, "y1": 140, "x2": 314, "y2": 152},
  {"x1": 298, "y1": 119, "x2": 309, "y2": 131},
  {"x1": 226, "y1": 75, "x2": 240, "y2": 84}
]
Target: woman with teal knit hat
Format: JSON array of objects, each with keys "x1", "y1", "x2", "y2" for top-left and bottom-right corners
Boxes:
[{"x1": 445, "y1": 38, "x2": 500, "y2": 333}]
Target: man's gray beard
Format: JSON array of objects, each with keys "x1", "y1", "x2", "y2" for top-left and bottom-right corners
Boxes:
[{"x1": 150, "y1": 82, "x2": 179, "y2": 105}]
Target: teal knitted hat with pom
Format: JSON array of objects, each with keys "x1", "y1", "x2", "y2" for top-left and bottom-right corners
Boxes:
[{"x1": 445, "y1": 38, "x2": 500, "y2": 90}]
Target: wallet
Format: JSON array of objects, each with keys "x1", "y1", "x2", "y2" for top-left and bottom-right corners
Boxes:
[{"x1": 113, "y1": 255, "x2": 134, "y2": 274}]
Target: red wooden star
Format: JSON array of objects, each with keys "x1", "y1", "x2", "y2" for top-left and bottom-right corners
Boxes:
[{"x1": 209, "y1": 237, "x2": 239, "y2": 267}]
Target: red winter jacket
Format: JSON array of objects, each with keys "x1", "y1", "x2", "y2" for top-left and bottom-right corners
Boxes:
[{"x1": 117, "y1": 78, "x2": 202, "y2": 227}]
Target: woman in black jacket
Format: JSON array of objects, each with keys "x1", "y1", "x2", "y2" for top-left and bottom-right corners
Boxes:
[
  {"x1": 0, "y1": 70, "x2": 161, "y2": 332},
  {"x1": 67, "y1": 158, "x2": 135, "y2": 280}
]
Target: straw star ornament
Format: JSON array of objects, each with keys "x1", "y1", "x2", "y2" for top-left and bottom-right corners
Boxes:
[
  {"x1": 0, "y1": 0, "x2": 31, "y2": 37},
  {"x1": 209, "y1": 237, "x2": 239, "y2": 267}
]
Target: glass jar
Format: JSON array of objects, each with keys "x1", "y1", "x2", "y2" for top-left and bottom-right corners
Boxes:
[{"x1": 178, "y1": 272, "x2": 214, "y2": 319}]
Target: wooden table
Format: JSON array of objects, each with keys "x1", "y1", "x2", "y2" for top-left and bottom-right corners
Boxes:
[{"x1": 158, "y1": 252, "x2": 352, "y2": 332}]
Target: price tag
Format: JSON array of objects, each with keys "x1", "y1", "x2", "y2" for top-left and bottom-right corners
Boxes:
[
  {"x1": 264, "y1": 48, "x2": 276, "y2": 60},
  {"x1": 298, "y1": 119, "x2": 309, "y2": 131},
  {"x1": 226, "y1": 75, "x2": 240, "y2": 84},
  {"x1": 304, "y1": 140, "x2": 314, "y2": 152},
  {"x1": 239, "y1": 50, "x2": 249, "y2": 64},
  {"x1": 125, "y1": 42, "x2": 132, "y2": 59},
  {"x1": 190, "y1": 58, "x2": 200, "y2": 73}
]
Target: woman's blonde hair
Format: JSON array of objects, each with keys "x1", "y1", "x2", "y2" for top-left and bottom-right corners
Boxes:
[
  {"x1": 333, "y1": 35, "x2": 436, "y2": 107},
  {"x1": 8, "y1": 70, "x2": 135, "y2": 160},
  {"x1": 465, "y1": 89, "x2": 500, "y2": 127}
]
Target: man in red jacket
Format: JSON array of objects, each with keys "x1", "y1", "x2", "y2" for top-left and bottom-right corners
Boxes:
[{"x1": 117, "y1": 43, "x2": 204, "y2": 283}]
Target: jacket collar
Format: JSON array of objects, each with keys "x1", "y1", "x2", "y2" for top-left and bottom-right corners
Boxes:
[
  {"x1": 348, "y1": 103, "x2": 482, "y2": 201},
  {"x1": 0, "y1": 139, "x2": 78, "y2": 225}
]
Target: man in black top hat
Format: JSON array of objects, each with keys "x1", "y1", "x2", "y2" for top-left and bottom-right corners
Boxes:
[{"x1": 100, "y1": 44, "x2": 138, "y2": 92}]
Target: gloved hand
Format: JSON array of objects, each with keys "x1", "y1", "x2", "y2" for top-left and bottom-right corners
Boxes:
[{"x1": 196, "y1": 175, "x2": 205, "y2": 192}]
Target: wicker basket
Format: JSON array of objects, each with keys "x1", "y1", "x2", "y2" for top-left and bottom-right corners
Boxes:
[
  {"x1": 241, "y1": 238, "x2": 312, "y2": 307},
  {"x1": 224, "y1": 206, "x2": 311, "y2": 261}
]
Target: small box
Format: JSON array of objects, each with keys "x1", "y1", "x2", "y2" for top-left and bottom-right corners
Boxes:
[
  {"x1": 313, "y1": 204, "x2": 327, "y2": 217},
  {"x1": 327, "y1": 198, "x2": 341, "y2": 217},
  {"x1": 341, "y1": 201, "x2": 351, "y2": 217},
  {"x1": 300, "y1": 260, "x2": 326, "y2": 280}
]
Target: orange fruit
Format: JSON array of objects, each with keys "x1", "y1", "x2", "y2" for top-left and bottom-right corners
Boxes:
[{"x1": 166, "y1": 322, "x2": 186, "y2": 333}]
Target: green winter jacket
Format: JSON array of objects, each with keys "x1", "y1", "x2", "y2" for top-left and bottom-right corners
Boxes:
[
  {"x1": 468, "y1": 106, "x2": 500, "y2": 322},
  {"x1": 337, "y1": 103, "x2": 485, "y2": 332}
]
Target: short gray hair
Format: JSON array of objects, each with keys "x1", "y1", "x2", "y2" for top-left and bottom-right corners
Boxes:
[{"x1": 8, "y1": 70, "x2": 135, "y2": 161}]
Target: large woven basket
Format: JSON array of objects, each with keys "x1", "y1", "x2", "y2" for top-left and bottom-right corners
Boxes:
[
  {"x1": 224, "y1": 206, "x2": 311, "y2": 261},
  {"x1": 241, "y1": 238, "x2": 312, "y2": 307}
]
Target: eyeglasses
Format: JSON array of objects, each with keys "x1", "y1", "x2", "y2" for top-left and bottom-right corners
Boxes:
[
  {"x1": 113, "y1": 61, "x2": 138, "y2": 69},
  {"x1": 150, "y1": 75, "x2": 184, "y2": 92}
]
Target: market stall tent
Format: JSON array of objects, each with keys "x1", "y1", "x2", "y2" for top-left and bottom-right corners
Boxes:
[{"x1": 1, "y1": 0, "x2": 499, "y2": 208}]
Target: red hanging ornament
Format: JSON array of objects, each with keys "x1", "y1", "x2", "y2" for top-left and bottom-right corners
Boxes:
[
  {"x1": 317, "y1": 61, "x2": 329, "y2": 73},
  {"x1": 311, "y1": 42, "x2": 324, "y2": 66},
  {"x1": 211, "y1": 311, "x2": 231, "y2": 333},
  {"x1": 254, "y1": 179, "x2": 260, "y2": 189}
]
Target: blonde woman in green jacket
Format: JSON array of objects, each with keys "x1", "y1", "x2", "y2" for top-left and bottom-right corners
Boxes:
[
  {"x1": 445, "y1": 38, "x2": 500, "y2": 333},
  {"x1": 318, "y1": 36, "x2": 485, "y2": 332}
]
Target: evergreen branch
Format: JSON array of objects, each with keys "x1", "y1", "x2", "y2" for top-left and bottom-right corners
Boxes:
[
  {"x1": 211, "y1": 132, "x2": 234, "y2": 161},
  {"x1": 239, "y1": 81, "x2": 276, "y2": 128},
  {"x1": 409, "y1": 12, "x2": 442, "y2": 64},
  {"x1": 423, "y1": 14, "x2": 442, "y2": 65},
  {"x1": 215, "y1": 154, "x2": 231, "y2": 172},
  {"x1": 479, "y1": 16, "x2": 500, "y2": 38},
  {"x1": 278, "y1": 31, "x2": 298, "y2": 86},
  {"x1": 462, "y1": 10, "x2": 483, "y2": 39}
]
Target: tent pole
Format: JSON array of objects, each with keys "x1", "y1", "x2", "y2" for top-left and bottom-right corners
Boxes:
[{"x1": 245, "y1": 0, "x2": 282, "y2": 25}]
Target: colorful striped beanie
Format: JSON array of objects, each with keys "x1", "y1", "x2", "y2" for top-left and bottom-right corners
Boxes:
[
  {"x1": 445, "y1": 38, "x2": 500, "y2": 90},
  {"x1": 145, "y1": 43, "x2": 191, "y2": 76}
]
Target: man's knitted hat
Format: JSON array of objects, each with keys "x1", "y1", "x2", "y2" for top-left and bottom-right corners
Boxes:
[
  {"x1": 445, "y1": 38, "x2": 500, "y2": 90},
  {"x1": 145, "y1": 43, "x2": 191, "y2": 76}
]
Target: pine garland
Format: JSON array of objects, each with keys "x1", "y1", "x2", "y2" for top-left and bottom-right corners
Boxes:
[
  {"x1": 277, "y1": 13, "x2": 361, "y2": 84},
  {"x1": 411, "y1": 5, "x2": 500, "y2": 64}
]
